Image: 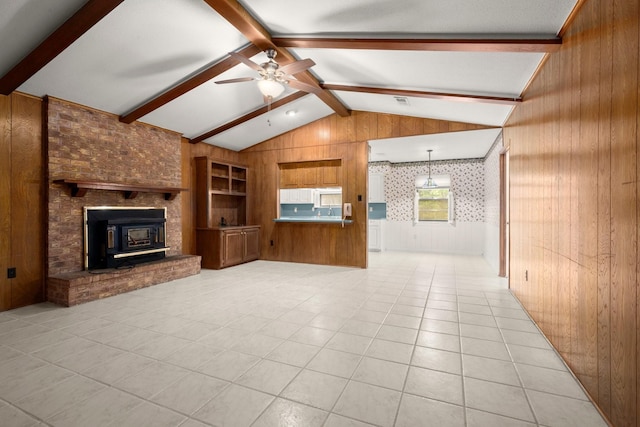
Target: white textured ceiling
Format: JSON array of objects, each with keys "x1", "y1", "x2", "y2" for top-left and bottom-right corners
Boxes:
[
  {"x1": 369, "y1": 128, "x2": 503, "y2": 163},
  {"x1": 241, "y1": 0, "x2": 576, "y2": 35},
  {"x1": 2, "y1": 0, "x2": 578, "y2": 160}
]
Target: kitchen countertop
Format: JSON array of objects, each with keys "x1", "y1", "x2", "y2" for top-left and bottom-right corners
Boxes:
[
  {"x1": 274, "y1": 216, "x2": 353, "y2": 224},
  {"x1": 196, "y1": 225, "x2": 261, "y2": 230}
]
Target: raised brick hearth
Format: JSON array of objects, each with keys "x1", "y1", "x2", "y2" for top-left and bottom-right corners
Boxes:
[{"x1": 47, "y1": 255, "x2": 201, "y2": 306}]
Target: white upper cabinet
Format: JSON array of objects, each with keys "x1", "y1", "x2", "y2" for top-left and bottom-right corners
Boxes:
[{"x1": 369, "y1": 173, "x2": 386, "y2": 203}]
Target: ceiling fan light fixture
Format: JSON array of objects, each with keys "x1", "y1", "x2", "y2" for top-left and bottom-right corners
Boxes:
[{"x1": 257, "y1": 78, "x2": 285, "y2": 98}]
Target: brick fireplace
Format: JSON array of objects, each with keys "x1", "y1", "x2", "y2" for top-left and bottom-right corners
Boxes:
[{"x1": 45, "y1": 97, "x2": 200, "y2": 306}]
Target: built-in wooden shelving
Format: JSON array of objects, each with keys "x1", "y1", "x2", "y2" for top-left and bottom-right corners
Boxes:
[
  {"x1": 194, "y1": 157, "x2": 248, "y2": 228},
  {"x1": 53, "y1": 179, "x2": 188, "y2": 200}
]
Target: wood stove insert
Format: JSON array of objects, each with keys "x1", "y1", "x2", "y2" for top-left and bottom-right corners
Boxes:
[{"x1": 84, "y1": 207, "x2": 169, "y2": 270}]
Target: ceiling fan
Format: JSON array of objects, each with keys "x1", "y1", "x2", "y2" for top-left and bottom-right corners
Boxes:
[{"x1": 215, "y1": 49, "x2": 322, "y2": 101}]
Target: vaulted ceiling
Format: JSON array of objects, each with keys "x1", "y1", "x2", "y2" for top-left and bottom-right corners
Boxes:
[{"x1": 0, "y1": 0, "x2": 578, "y2": 161}]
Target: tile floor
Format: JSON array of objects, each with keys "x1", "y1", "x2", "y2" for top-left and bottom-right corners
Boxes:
[{"x1": 0, "y1": 252, "x2": 608, "y2": 427}]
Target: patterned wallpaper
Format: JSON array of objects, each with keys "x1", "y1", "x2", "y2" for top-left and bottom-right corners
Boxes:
[
  {"x1": 370, "y1": 158, "x2": 485, "y2": 222},
  {"x1": 484, "y1": 133, "x2": 503, "y2": 227}
]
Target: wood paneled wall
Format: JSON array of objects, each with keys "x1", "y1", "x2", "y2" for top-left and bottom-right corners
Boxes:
[
  {"x1": 0, "y1": 93, "x2": 44, "y2": 311},
  {"x1": 504, "y1": 0, "x2": 639, "y2": 425},
  {"x1": 241, "y1": 111, "x2": 489, "y2": 268}
]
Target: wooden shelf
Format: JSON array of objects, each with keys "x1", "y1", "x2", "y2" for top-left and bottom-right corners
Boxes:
[
  {"x1": 195, "y1": 156, "x2": 248, "y2": 229},
  {"x1": 210, "y1": 190, "x2": 246, "y2": 196},
  {"x1": 54, "y1": 179, "x2": 188, "y2": 200}
]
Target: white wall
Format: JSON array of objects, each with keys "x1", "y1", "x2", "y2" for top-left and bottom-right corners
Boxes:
[
  {"x1": 384, "y1": 221, "x2": 484, "y2": 254},
  {"x1": 483, "y1": 134, "x2": 502, "y2": 274}
]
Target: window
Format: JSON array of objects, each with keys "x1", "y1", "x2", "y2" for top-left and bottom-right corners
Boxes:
[
  {"x1": 414, "y1": 174, "x2": 454, "y2": 223},
  {"x1": 417, "y1": 187, "x2": 450, "y2": 221},
  {"x1": 319, "y1": 193, "x2": 342, "y2": 206}
]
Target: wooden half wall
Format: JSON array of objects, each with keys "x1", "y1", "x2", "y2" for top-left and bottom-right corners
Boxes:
[{"x1": 504, "y1": 0, "x2": 639, "y2": 424}]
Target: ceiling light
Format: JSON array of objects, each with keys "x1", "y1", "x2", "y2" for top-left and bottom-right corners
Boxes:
[
  {"x1": 257, "y1": 79, "x2": 285, "y2": 98},
  {"x1": 285, "y1": 109, "x2": 297, "y2": 117},
  {"x1": 423, "y1": 149, "x2": 438, "y2": 188}
]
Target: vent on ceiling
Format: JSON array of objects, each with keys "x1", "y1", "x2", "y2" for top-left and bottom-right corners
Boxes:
[{"x1": 394, "y1": 96, "x2": 410, "y2": 106}]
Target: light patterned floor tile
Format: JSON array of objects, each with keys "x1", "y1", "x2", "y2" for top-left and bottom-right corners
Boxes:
[
  {"x1": 0, "y1": 254, "x2": 606, "y2": 427},
  {"x1": 306, "y1": 348, "x2": 362, "y2": 378},
  {"x1": 46, "y1": 387, "x2": 143, "y2": 427},
  {"x1": 108, "y1": 401, "x2": 186, "y2": 427},
  {"x1": 333, "y1": 381, "x2": 401, "y2": 427},
  {"x1": 281, "y1": 369, "x2": 348, "y2": 411},
  {"x1": 395, "y1": 394, "x2": 465, "y2": 427},
  {"x1": 404, "y1": 366, "x2": 463, "y2": 405},
  {"x1": 526, "y1": 389, "x2": 608, "y2": 427},
  {"x1": 15, "y1": 375, "x2": 105, "y2": 421},
  {"x1": 196, "y1": 350, "x2": 260, "y2": 381},
  {"x1": 411, "y1": 346, "x2": 461, "y2": 375},
  {"x1": 193, "y1": 384, "x2": 273, "y2": 427},
  {"x1": 0, "y1": 401, "x2": 41, "y2": 427},
  {"x1": 462, "y1": 354, "x2": 520, "y2": 386},
  {"x1": 251, "y1": 398, "x2": 327, "y2": 427},
  {"x1": 235, "y1": 359, "x2": 300, "y2": 394},
  {"x1": 352, "y1": 357, "x2": 408, "y2": 391},
  {"x1": 151, "y1": 372, "x2": 229, "y2": 415},
  {"x1": 326, "y1": 332, "x2": 372, "y2": 355},
  {"x1": 464, "y1": 377, "x2": 535, "y2": 422}
]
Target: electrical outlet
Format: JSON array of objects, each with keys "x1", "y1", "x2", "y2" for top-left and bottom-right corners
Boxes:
[
  {"x1": 270, "y1": 240, "x2": 274, "y2": 246},
  {"x1": 7, "y1": 267, "x2": 16, "y2": 279}
]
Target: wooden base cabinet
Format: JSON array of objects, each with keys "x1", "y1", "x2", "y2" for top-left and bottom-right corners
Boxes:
[{"x1": 197, "y1": 226, "x2": 260, "y2": 269}]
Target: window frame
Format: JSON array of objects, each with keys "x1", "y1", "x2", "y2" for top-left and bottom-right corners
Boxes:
[
  {"x1": 413, "y1": 174, "x2": 454, "y2": 224},
  {"x1": 415, "y1": 187, "x2": 450, "y2": 222}
]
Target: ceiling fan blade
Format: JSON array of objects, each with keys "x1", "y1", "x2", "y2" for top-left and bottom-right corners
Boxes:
[
  {"x1": 228, "y1": 51, "x2": 263, "y2": 72},
  {"x1": 287, "y1": 79, "x2": 323, "y2": 95},
  {"x1": 278, "y1": 58, "x2": 315, "y2": 75},
  {"x1": 215, "y1": 77, "x2": 255, "y2": 84}
]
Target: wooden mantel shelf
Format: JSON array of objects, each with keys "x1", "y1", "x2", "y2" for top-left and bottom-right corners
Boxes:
[{"x1": 54, "y1": 179, "x2": 188, "y2": 200}]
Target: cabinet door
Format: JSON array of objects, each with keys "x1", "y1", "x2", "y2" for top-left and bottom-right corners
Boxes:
[
  {"x1": 222, "y1": 230, "x2": 244, "y2": 267},
  {"x1": 280, "y1": 166, "x2": 298, "y2": 188},
  {"x1": 280, "y1": 189, "x2": 291, "y2": 204},
  {"x1": 243, "y1": 228, "x2": 260, "y2": 261},
  {"x1": 298, "y1": 189, "x2": 314, "y2": 203},
  {"x1": 320, "y1": 161, "x2": 340, "y2": 186},
  {"x1": 368, "y1": 221, "x2": 381, "y2": 251},
  {"x1": 369, "y1": 173, "x2": 385, "y2": 202},
  {"x1": 298, "y1": 166, "x2": 318, "y2": 187}
]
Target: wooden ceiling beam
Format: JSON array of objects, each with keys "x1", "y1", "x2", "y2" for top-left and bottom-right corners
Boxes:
[
  {"x1": 203, "y1": 0, "x2": 350, "y2": 117},
  {"x1": 202, "y1": 0, "x2": 274, "y2": 51},
  {"x1": 272, "y1": 37, "x2": 562, "y2": 53},
  {"x1": 274, "y1": 48, "x2": 350, "y2": 117},
  {"x1": 320, "y1": 84, "x2": 522, "y2": 105},
  {"x1": 190, "y1": 91, "x2": 308, "y2": 144},
  {"x1": 0, "y1": 0, "x2": 124, "y2": 95},
  {"x1": 119, "y1": 44, "x2": 262, "y2": 124}
]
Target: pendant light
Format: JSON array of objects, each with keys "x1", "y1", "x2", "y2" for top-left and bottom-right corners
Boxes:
[{"x1": 423, "y1": 149, "x2": 437, "y2": 188}]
